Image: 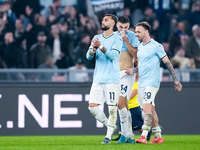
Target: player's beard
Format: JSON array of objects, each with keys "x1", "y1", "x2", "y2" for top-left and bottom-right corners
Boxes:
[{"x1": 101, "y1": 25, "x2": 110, "y2": 31}]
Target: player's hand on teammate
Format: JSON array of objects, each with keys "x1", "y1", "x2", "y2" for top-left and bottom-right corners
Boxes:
[
  {"x1": 174, "y1": 80, "x2": 182, "y2": 92},
  {"x1": 125, "y1": 68, "x2": 134, "y2": 75}
]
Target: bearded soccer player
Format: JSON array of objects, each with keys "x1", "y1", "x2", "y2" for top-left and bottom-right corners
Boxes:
[
  {"x1": 125, "y1": 21, "x2": 182, "y2": 144},
  {"x1": 86, "y1": 14, "x2": 122, "y2": 144}
]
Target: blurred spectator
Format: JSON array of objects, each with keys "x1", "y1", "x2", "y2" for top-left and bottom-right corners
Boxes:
[
  {"x1": 175, "y1": 0, "x2": 192, "y2": 15},
  {"x1": 80, "y1": 16, "x2": 98, "y2": 38},
  {"x1": 0, "y1": 1, "x2": 16, "y2": 26},
  {"x1": 77, "y1": 0, "x2": 87, "y2": 16},
  {"x1": 12, "y1": 0, "x2": 40, "y2": 18},
  {"x1": 171, "y1": 47, "x2": 195, "y2": 69},
  {"x1": 14, "y1": 19, "x2": 24, "y2": 38},
  {"x1": 26, "y1": 6, "x2": 49, "y2": 35},
  {"x1": 122, "y1": 7, "x2": 134, "y2": 27},
  {"x1": 176, "y1": 0, "x2": 200, "y2": 34},
  {"x1": 169, "y1": 21, "x2": 186, "y2": 55},
  {"x1": 26, "y1": 5, "x2": 67, "y2": 34},
  {"x1": 149, "y1": 0, "x2": 174, "y2": 42},
  {"x1": 25, "y1": 5, "x2": 67, "y2": 50},
  {"x1": 58, "y1": 22, "x2": 74, "y2": 68},
  {"x1": 170, "y1": 47, "x2": 195, "y2": 82},
  {"x1": 180, "y1": 34, "x2": 189, "y2": 48},
  {"x1": 2, "y1": 24, "x2": 32, "y2": 68},
  {"x1": 140, "y1": 6, "x2": 161, "y2": 42},
  {"x1": 124, "y1": 0, "x2": 148, "y2": 26},
  {"x1": 41, "y1": 0, "x2": 62, "y2": 19},
  {"x1": 29, "y1": 31, "x2": 51, "y2": 68},
  {"x1": 149, "y1": 0, "x2": 174, "y2": 20},
  {"x1": 73, "y1": 33, "x2": 95, "y2": 69},
  {"x1": 47, "y1": 24, "x2": 69, "y2": 68},
  {"x1": 37, "y1": 54, "x2": 58, "y2": 81},
  {"x1": 185, "y1": 24, "x2": 200, "y2": 68},
  {"x1": 79, "y1": 14, "x2": 88, "y2": 31},
  {"x1": 0, "y1": 10, "x2": 12, "y2": 42},
  {"x1": 68, "y1": 58, "x2": 89, "y2": 82},
  {"x1": 160, "y1": 42, "x2": 173, "y2": 69},
  {"x1": 67, "y1": 6, "x2": 80, "y2": 35}
]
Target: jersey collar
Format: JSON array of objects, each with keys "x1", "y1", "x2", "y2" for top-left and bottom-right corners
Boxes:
[
  {"x1": 102, "y1": 33, "x2": 114, "y2": 39},
  {"x1": 142, "y1": 39, "x2": 152, "y2": 46}
]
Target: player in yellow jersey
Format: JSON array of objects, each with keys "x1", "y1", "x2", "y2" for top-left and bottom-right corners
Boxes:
[{"x1": 128, "y1": 76, "x2": 143, "y2": 133}]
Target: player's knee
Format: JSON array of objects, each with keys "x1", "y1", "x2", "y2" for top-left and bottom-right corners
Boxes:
[
  {"x1": 152, "y1": 126, "x2": 161, "y2": 133},
  {"x1": 89, "y1": 103, "x2": 98, "y2": 107},
  {"x1": 88, "y1": 106, "x2": 98, "y2": 115},
  {"x1": 142, "y1": 125, "x2": 151, "y2": 131}
]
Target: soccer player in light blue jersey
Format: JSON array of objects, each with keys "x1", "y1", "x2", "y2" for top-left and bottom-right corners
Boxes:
[
  {"x1": 115, "y1": 16, "x2": 139, "y2": 144},
  {"x1": 86, "y1": 14, "x2": 123, "y2": 144},
  {"x1": 125, "y1": 22, "x2": 182, "y2": 144}
]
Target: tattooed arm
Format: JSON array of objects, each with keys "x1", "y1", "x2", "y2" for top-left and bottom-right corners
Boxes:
[{"x1": 162, "y1": 56, "x2": 182, "y2": 92}]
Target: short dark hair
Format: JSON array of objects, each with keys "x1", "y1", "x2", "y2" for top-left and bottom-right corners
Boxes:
[
  {"x1": 105, "y1": 14, "x2": 118, "y2": 26},
  {"x1": 118, "y1": 16, "x2": 130, "y2": 24},
  {"x1": 135, "y1": 21, "x2": 151, "y2": 32}
]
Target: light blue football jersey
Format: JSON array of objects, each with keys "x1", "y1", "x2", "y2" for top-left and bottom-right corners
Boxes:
[
  {"x1": 137, "y1": 39, "x2": 166, "y2": 88},
  {"x1": 117, "y1": 30, "x2": 139, "y2": 51},
  {"x1": 86, "y1": 32, "x2": 122, "y2": 84}
]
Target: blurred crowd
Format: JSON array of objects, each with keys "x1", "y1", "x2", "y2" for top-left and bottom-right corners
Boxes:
[{"x1": 0, "y1": 0, "x2": 200, "y2": 81}]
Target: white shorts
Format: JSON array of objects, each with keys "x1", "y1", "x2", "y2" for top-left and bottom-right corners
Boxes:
[
  {"x1": 89, "y1": 83, "x2": 120, "y2": 105},
  {"x1": 138, "y1": 87, "x2": 159, "y2": 107},
  {"x1": 120, "y1": 70, "x2": 135, "y2": 100}
]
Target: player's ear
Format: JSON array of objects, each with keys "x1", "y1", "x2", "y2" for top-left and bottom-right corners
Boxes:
[
  {"x1": 145, "y1": 29, "x2": 149, "y2": 34},
  {"x1": 147, "y1": 29, "x2": 149, "y2": 33}
]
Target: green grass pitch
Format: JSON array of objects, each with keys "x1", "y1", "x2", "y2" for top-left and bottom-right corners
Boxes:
[{"x1": 0, "y1": 135, "x2": 200, "y2": 150}]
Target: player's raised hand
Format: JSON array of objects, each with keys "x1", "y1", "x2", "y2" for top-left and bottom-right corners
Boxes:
[
  {"x1": 120, "y1": 33, "x2": 128, "y2": 42},
  {"x1": 174, "y1": 80, "x2": 182, "y2": 92}
]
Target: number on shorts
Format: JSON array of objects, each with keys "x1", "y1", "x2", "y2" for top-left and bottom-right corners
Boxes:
[
  {"x1": 121, "y1": 85, "x2": 127, "y2": 93},
  {"x1": 143, "y1": 92, "x2": 151, "y2": 100},
  {"x1": 109, "y1": 92, "x2": 115, "y2": 101}
]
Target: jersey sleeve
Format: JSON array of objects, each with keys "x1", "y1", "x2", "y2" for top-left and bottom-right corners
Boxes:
[
  {"x1": 112, "y1": 35, "x2": 122, "y2": 53},
  {"x1": 156, "y1": 44, "x2": 166, "y2": 59},
  {"x1": 131, "y1": 34, "x2": 140, "y2": 48}
]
